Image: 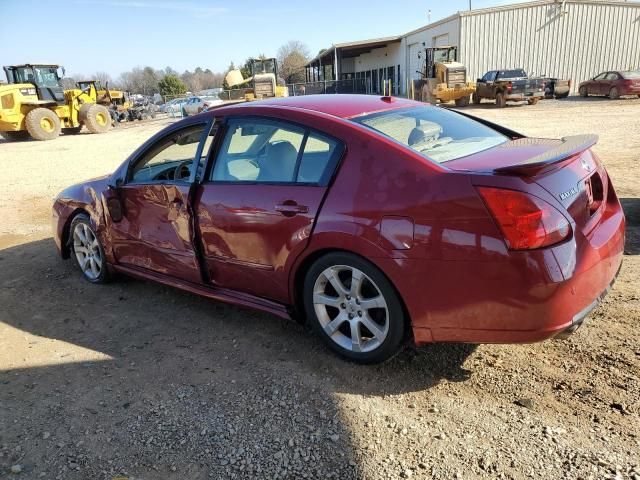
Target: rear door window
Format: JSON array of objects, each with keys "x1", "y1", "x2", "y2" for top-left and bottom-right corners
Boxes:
[{"x1": 210, "y1": 118, "x2": 343, "y2": 185}]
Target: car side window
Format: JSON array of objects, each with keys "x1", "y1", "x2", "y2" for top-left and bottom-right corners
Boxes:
[
  {"x1": 297, "y1": 133, "x2": 339, "y2": 184},
  {"x1": 210, "y1": 118, "x2": 341, "y2": 185},
  {"x1": 128, "y1": 124, "x2": 208, "y2": 184},
  {"x1": 606, "y1": 72, "x2": 619, "y2": 80},
  {"x1": 594, "y1": 73, "x2": 607, "y2": 81}
]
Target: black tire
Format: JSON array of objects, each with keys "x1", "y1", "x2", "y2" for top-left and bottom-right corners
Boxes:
[
  {"x1": 495, "y1": 92, "x2": 507, "y2": 108},
  {"x1": 579, "y1": 86, "x2": 588, "y2": 97},
  {"x1": 527, "y1": 97, "x2": 540, "y2": 105},
  {"x1": 69, "y1": 214, "x2": 110, "y2": 284},
  {"x1": 25, "y1": 108, "x2": 61, "y2": 140},
  {"x1": 0, "y1": 130, "x2": 30, "y2": 141},
  {"x1": 472, "y1": 93, "x2": 481, "y2": 104},
  {"x1": 609, "y1": 87, "x2": 620, "y2": 100},
  {"x1": 303, "y1": 252, "x2": 406, "y2": 364},
  {"x1": 81, "y1": 104, "x2": 111, "y2": 134},
  {"x1": 455, "y1": 95, "x2": 470, "y2": 107}
]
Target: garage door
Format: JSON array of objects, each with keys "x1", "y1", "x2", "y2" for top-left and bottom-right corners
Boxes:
[
  {"x1": 408, "y1": 43, "x2": 422, "y2": 81},
  {"x1": 433, "y1": 33, "x2": 449, "y2": 47}
]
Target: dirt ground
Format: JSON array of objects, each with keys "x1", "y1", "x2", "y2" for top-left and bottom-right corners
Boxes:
[{"x1": 0, "y1": 98, "x2": 639, "y2": 480}]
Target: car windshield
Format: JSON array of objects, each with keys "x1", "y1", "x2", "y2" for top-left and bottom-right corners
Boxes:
[
  {"x1": 622, "y1": 71, "x2": 640, "y2": 79},
  {"x1": 496, "y1": 69, "x2": 527, "y2": 79},
  {"x1": 353, "y1": 106, "x2": 508, "y2": 163}
]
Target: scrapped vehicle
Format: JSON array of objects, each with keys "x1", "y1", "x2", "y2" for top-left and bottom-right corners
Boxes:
[
  {"x1": 53, "y1": 95, "x2": 625, "y2": 364},
  {"x1": 579, "y1": 71, "x2": 640, "y2": 99},
  {"x1": 473, "y1": 69, "x2": 545, "y2": 107},
  {"x1": 543, "y1": 77, "x2": 571, "y2": 99},
  {"x1": 183, "y1": 95, "x2": 223, "y2": 116},
  {"x1": 161, "y1": 97, "x2": 188, "y2": 114}
]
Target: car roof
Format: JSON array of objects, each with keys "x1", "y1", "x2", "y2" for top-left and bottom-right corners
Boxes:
[{"x1": 213, "y1": 94, "x2": 418, "y2": 119}]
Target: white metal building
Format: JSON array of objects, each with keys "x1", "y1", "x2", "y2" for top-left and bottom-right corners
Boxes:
[{"x1": 306, "y1": 0, "x2": 640, "y2": 95}]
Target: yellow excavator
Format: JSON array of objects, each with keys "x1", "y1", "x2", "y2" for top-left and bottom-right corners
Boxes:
[
  {"x1": 224, "y1": 58, "x2": 289, "y2": 101},
  {"x1": 419, "y1": 46, "x2": 475, "y2": 107},
  {"x1": 0, "y1": 64, "x2": 111, "y2": 141}
]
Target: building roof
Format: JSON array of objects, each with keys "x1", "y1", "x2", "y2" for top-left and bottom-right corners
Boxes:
[
  {"x1": 306, "y1": 36, "x2": 402, "y2": 67},
  {"x1": 311, "y1": 0, "x2": 640, "y2": 59},
  {"x1": 405, "y1": 0, "x2": 640, "y2": 35}
]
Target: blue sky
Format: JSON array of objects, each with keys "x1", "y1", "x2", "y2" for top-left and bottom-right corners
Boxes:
[{"x1": 0, "y1": 0, "x2": 518, "y2": 78}]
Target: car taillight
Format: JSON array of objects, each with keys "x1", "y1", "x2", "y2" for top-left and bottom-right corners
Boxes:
[
  {"x1": 477, "y1": 187, "x2": 571, "y2": 250},
  {"x1": 507, "y1": 82, "x2": 513, "y2": 93}
]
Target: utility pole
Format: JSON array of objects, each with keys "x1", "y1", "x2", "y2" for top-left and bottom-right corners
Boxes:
[{"x1": 469, "y1": 0, "x2": 472, "y2": 10}]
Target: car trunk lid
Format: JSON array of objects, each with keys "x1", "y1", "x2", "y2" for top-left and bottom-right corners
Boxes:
[{"x1": 447, "y1": 135, "x2": 607, "y2": 233}]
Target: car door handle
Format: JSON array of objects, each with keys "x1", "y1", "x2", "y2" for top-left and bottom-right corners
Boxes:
[{"x1": 275, "y1": 203, "x2": 309, "y2": 216}]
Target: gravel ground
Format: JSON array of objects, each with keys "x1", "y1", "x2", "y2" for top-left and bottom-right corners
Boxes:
[{"x1": 0, "y1": 97, "x2": 639, "y2": 480}]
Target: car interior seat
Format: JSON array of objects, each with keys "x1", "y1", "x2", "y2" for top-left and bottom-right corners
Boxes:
[{"x1": 257, "y1": 141, "x2": 298, "y2": 182}]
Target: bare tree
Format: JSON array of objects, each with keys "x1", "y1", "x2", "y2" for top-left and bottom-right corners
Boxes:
[
  {"x1": 93, "y1": 71, "x2": 112, "y2": 87},
  {"x1": 277, "y1": 41, "x2": 310, "y2": 84}
]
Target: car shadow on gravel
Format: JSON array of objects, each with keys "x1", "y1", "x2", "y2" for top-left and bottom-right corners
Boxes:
[
  {"x1": 621, "y1": 197, "x2": 640, "y2": 255},
  {"x1": 0, "y1": 238, "x2": 477, "y2": 479}
]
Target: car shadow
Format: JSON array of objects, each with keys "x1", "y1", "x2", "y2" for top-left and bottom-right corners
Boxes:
[
  {"x1": 621, "y1": 197, "x2": 640, "y2": 255},
  {"x1": 0, "y1": 237, "x2": 476, "y2": 478}
]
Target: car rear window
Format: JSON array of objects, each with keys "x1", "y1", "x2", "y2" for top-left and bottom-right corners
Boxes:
[
  {"x1": 353, "y1": 106, "x2": 508, "y2": 163},
  {"x1": 496, "y1": 69, "x2": 527, "y2": 79},
  {"x1": 622, "y1": 71, "x2": 640, "y2": 79}
]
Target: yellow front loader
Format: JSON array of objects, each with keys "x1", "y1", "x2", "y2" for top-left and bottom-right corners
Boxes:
[
  {"x1": 0, "y1": 64, "x2": 111, "y2": 141},
  {"x1": 224, "y1": 58, "x2": 289, "y2": 101},
  {"x1": 419, "y1": 47, "x2": 476, "y2": 107}
]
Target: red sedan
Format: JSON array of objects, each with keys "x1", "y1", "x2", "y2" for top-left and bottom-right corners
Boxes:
[
  {"x1": 52, "y1": 95, "x2": 625, "y2": 363},
  {"x1": 579, "y1": 70, "x2": 640, "y2": 99}
]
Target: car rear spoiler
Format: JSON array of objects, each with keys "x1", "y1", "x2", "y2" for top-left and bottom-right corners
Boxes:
[{"x1": 494, "y1": 134, "x2": 598, "y2": 175}]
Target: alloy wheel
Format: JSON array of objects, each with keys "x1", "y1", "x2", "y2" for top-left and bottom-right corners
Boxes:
[
  {"x1": 313, "y1": 265, "x2": 389, "y2": 353},
  {"x1": 72, "y1": 222, "x2": 103, "y2": 280}
]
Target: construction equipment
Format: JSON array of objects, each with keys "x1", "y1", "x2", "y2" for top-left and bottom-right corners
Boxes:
[
  {"x1": 224, "y1": 58, "x2": 288, "y2": 101},
  {"x1": 77, "y1": 80, "x2": 132, "y2": 123},
  {"x1": 419, "y1": 46, "x2": 475, "y2": 107},
  {"x1": 0, "y1": 64, "x2": 111, "y2": 141}
]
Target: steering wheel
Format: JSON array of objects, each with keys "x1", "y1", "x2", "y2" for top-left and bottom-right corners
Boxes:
[{"x1": 173, "y1": 161, "x2": 192, "y2": 181}]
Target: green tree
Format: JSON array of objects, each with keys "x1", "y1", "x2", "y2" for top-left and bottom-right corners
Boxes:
[{"x1": 158, "y1": 74, "x2": 187, "y2": 98}]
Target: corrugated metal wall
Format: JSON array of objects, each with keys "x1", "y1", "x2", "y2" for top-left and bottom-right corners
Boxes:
[{"x1": 459, "y1": 1, "x2": 640, "y2": 93}]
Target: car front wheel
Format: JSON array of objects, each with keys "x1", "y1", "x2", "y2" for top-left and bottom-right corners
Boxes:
[
  {"x1": 304, "y1": 252, "x2": 406, "y2": 364},
  {"x1": 70, "y1": 214, "x2": 109, "y2": 284}
]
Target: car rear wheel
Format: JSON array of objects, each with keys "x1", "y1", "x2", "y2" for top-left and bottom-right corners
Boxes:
[
  {"x1": 609, "y1": 87, "x2": 620, "y2": 100},
  {"x1": 304, "y1": 252, "x2": 405, "y2": 364},
  {"x1": 495, "y1": 92, "x2": 507, "y2": 108},
  {"x1": 70, "y1": 214, "x2": 109, "y2": 284},
  {"x1": 579, "y1": 86, "x2": 588, "y2": 97},
  {"x1": 472, "y1": 93, "x2": 481, "y2": 104}
]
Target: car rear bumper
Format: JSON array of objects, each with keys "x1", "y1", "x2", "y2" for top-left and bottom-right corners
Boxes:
[
  {"x1": 379, "y1": 193, "x2": 626, "y2": 345},
  {"x1": 506, "y1": 91, "x2": 544, "y2": 101}
]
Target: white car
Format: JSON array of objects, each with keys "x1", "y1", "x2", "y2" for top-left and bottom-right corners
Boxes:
[{"x1": 182, "y1": 95, "x2": 223, "y2": 116}]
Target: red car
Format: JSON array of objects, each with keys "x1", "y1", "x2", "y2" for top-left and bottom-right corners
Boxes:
[
  {"x1": 52, "y1": 95, "x2": 625, "y2": 363},
  {"x1": 578, "y1": 70, "x2": 640, "y2": 99}
]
